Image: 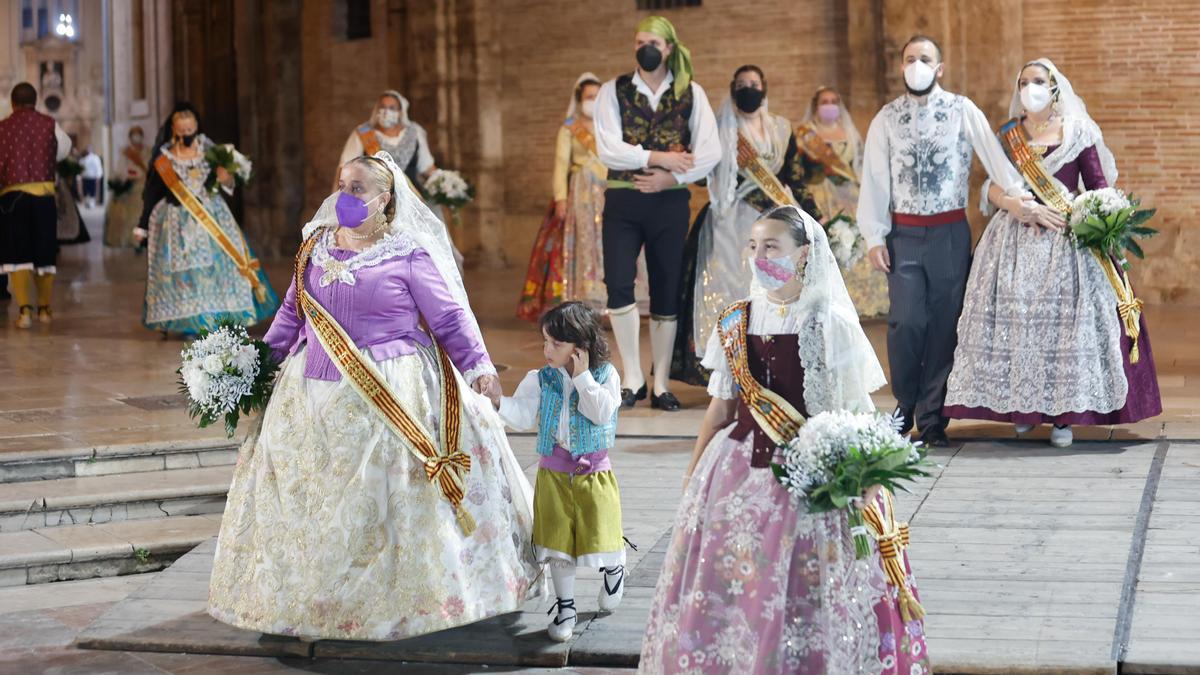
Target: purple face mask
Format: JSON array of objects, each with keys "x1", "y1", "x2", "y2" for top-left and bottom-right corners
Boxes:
[
  {"x1": 335, "y1": 191, "x2": 381, "y2": 229},
  {"x1": 817, "y1": 103, "x2": 840, "y2": 123}
]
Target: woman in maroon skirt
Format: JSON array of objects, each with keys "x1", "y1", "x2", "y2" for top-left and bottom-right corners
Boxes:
[{"x1": 943, "y1": 58, "x2": 1161, "y2": 447}]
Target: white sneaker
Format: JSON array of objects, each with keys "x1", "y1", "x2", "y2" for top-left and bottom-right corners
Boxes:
[
  {"x1": 547, "y1": 598, "x2": 577, "y2": 642},
  {"x1": 1050, "y1": 425, "x2": 1073, "y2": 448},
  {"x1": 598, "y1": 565, "x2": 625, "y2": 612},
  {"x1": 1014, "y1": 423, "x2": 1035, "y2": 435}
]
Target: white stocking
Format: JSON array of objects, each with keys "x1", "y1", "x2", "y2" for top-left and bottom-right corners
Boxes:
[
  {"x1": 649, "y1": 317, "x2": 677, "y2": 396},
  {"x1": 608, "y1": 304, "x2": 644, "y2": 391},
  {"x1": 549, "y1": 559, "x2": 577, "y2": 604}
]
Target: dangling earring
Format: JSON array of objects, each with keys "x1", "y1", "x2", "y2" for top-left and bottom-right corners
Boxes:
[{"x1": 376, "y1": 209, "x2": 387, "y2": 226}]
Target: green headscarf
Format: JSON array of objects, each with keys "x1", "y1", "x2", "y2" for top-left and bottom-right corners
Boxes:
[{"x1": 636, "y1": 15, "x2": 694, "y2": 99}]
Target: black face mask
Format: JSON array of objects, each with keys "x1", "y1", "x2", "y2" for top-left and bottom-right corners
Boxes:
[
  {"x1": 733, "y1": 87, "x2": 765, "y2": 114},
  {"x1": 177, "y1": 133, "x2": 197, "y2": 147},
  {"x1": 636, "y1": 44, "x2": 663, "y2": 72}
]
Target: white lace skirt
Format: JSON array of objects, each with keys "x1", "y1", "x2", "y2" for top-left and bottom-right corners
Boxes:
[
  {"x1": 208, "y1": 344, "x2": 545, "y2": 641},
  {"x1": 945, "y1": 211, "x2": 1127, "y2": 415}
]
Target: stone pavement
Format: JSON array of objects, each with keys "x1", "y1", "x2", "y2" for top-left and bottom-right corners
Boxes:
[{"x1": 66, "y1": 435, "x2": 1200, "y2": 674}]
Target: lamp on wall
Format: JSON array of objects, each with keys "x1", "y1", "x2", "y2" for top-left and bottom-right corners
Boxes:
[{"x1": 54, "y1": 13, "x2": 75, "y2": 39}]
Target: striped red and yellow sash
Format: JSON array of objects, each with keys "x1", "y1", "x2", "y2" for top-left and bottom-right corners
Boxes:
[
  {"x1": 795, "y1": 123, "x2": 856, "y2": 184},
  {"x1": 862, "y1": 490, "x2": 925, "y2": 623},
  {"x1": 736, "y1": 133, "x2": 797, "y2": 210},
  {"x1": 154, "y1": 154, "x2": 266, "y2": 302},
  {"x1": 716, "y1": 301, "x2": 806, "y2": 448},
  {"x1": 294, "y1": 231, "x2": 476, "y2": 536}
]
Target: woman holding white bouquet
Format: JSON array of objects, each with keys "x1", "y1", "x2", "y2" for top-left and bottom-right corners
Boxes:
[
  {"x1": 943, "y1": 59, "x2": 1161, "y2": 447},
  {"x1": 208, "y1": 153, "x2": 543, "y2": 641},
  {"x1": 137, "y1": 102, "x2": 278, "y2": 335},
  {"x1": 338, "y1": 90, "x2": 467, "y2": 269},
  {"x1": 641, "y1": 205, "x2": 930, "y2": 674}
]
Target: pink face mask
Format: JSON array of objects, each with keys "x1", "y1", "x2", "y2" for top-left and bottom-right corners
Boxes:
[{"x1": 817, "y1": 103, "x2": 840, "y2": 123}]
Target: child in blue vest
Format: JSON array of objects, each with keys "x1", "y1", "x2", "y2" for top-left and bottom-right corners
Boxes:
[{"x1": 493, "y1": 301, "x2": 625, "y2": 642}]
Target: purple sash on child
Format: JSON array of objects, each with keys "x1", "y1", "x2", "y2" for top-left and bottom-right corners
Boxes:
[{"x1": 539, "y1": 444, "x2": 611, "y2": 476}]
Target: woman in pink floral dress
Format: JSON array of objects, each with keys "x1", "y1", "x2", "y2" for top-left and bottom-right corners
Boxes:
[{"x1": 639, "y1": 205, "x2": 930, "y2": 674}]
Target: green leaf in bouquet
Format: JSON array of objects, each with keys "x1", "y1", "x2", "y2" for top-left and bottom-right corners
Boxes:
[
  {"x1": 1126, "y1": 208, "x2": 1156, "y2": 227},
  {"x1": 770, "y1": 463, "x2": 788, "y2": 482},
  {"x1": 1126, "y1": 239, "x2": 1145, "y2": 259}
]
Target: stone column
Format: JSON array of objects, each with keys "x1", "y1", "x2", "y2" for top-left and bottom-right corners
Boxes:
[{"x1": 233, "y1": 0, "x2": 304, "y2": 256}]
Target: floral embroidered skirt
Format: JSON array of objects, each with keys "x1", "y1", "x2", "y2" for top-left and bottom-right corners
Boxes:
[
  {"x1": 208, "y1": 344, "x2": 545, "y2": 641},
  {"x1": 639, "y1": 425, "x2": 931, "y2": 674},
  {"x1": 142, "y1": 200, "x2": 278, "y2": 335}
]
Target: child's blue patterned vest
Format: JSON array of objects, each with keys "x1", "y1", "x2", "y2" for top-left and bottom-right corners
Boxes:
[{"x1": 536, "y1": 363, "x2": 618, "y2": 458}]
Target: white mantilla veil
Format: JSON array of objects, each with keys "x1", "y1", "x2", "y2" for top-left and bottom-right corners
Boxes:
[
  {"x1": 1008, "y1": 58, "x2": 1118, "y2": 187},
  {"x1": 752, "y1": 205, "x2": 886, "y2": 413},
  {"x1": 710, "y1": 95, "x2": 780, "y2": 222},
  {"x1": 564, "y1": 72, "x2": 601, "y2": 122},
  {"x1": 370, "y1": 89, "x2": 412, "y2": 129},
  {"x1": 799, "y1": 86, "x2": 863, "y2": 173},
  {"x1": 303, "y1": 151, "x2": 489, "y2": 361}
]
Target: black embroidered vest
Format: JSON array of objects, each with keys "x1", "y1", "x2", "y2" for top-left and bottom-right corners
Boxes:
[{"x1": 608, "y1": 73, "x2": 694, "y2": 184}]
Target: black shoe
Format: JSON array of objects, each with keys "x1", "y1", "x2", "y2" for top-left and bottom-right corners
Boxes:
[
  {"x1": 650, "y1": 391, "x2": 681, "y2": 411},
  {"x1": 918, "y1": 426, "x2": 950, "y2": 447},
  {"x1": 892, "y1": 405, "x2": 914, "y2": 435},
  {"x1": 620, "y1": 384, "x2": 647, "y2": 408}
]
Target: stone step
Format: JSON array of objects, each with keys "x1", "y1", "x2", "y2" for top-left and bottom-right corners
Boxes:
[
  {"x1": 0, "y1": 465, "x2": 232, "y2": 533},
  {"x1": 0, "y1": 514, "x2": 221, "y2": 587},
  {"x1": 0, "y1": 438, "x2": 239, "y2": 484}
]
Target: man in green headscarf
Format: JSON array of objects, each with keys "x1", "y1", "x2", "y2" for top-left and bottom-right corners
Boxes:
[{"x1": 592, "y1": 15, "x2": 720, "y2": 417}]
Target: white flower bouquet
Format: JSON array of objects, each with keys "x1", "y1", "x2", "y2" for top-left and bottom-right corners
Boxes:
[
  {"x1": 177, "y1": 324, "x2": 279, "y2": 437},
  {"x1": 423, "y1": 169, "x2": 475, "y2": 224},
  {"x1": 1068, "y1": 187, "x2": 1156, "y2": 270},
  {"x1": 823, "y1": 211, "x2": 865, "y2": 269},
  {"x1": 204, "y1": 143, "x2": 253, "y2": 194},
  {"x1": 773, "y1": 411, "x2": 932, "y2": 559}
]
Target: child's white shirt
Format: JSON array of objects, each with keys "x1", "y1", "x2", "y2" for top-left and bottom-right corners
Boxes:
[{"x1": 498, "y1": 367, "x2": 621, "y2": 447}]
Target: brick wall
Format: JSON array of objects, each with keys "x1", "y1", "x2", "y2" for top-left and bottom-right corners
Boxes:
[
  {"x1": 280, "y1": 0, "x2": 1198, "y2": 305},
  {"x1": 492, "y1": 0, "x2": 844, "y2": 266}
]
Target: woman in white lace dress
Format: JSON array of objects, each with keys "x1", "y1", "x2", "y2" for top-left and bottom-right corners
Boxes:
[
  {"x1": 944, "y1": 59, "x2": 1161, "y2": 447},
  {"x1": 208, "y1": 153, "x2": 543, "y2": 641}
]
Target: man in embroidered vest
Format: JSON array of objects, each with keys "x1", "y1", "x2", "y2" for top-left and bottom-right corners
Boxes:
[
  {"x1": 0, "y1": 82, "x2": 72, "y2": 328},
  {"x1": 857, "y1": 35, "x2": 1023, "y2": 446},
  {"x1": 594, "y1": 15, "x2": 720, "y2": 412}
]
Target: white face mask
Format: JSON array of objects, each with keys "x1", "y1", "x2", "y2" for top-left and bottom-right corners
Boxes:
[
  {"x1": 377, "y1": 109, "x2": 401, "y2": 129},
  {"x1": 579, "y1": 99, "x2": 596, "y2": 119},
  {"x1": 904, "y1": 60, "x2": 937, "y2": 93},
  {"x1": 1020, "y1": 83, "x2": 1053, "y2": 113}
]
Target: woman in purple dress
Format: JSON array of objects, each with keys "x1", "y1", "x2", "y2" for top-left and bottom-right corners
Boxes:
[
  {"x1": 208, "y1": 153, "x2": 543, "y2": 641},
  {"x1": 640, "y1": 205, "x2": 931, "y2": 674},
  {"x1": 944, "y1": 59, "x2": 1161, "y2": 447}
]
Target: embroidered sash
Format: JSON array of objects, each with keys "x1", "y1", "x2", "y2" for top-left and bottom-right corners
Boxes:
[
  {"x1": 356, "y1": 125, "x2": 382, "y2": 158},
  {"x1": 795, "y1": 123, "x2": 856, "y2": 184},
  {"x1": 123, "y1": 146, "x2": 147, "y2": 174},
  {"x1": 998, "y1": 118, "x2": 1143, "y2": 362},
  {"x1": 735, "y1": 133, "x2": 797, "y2": 209},
  {"x1": 717, "y1": 301, "x2": 806, "y2": 448},
  {"x1": 998, "y1": 118, "x2": 1074, "y2": 214},
  {"x1": 568, "y1": 120, "x2": 597, "y2": 157},
  {"x1": 154, "y1": 154, "x2": 266, "y2": 302},
  {"x1": 861, "y1": 489, "x2": 925, "y2": 623},
  {"x1": 294, "y1": 231, "x2": 477, "y2": 536}
]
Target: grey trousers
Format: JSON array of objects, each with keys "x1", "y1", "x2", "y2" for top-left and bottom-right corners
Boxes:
[{"x1": 885, "y1": 220, "x2": 971, "y2": 431}]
